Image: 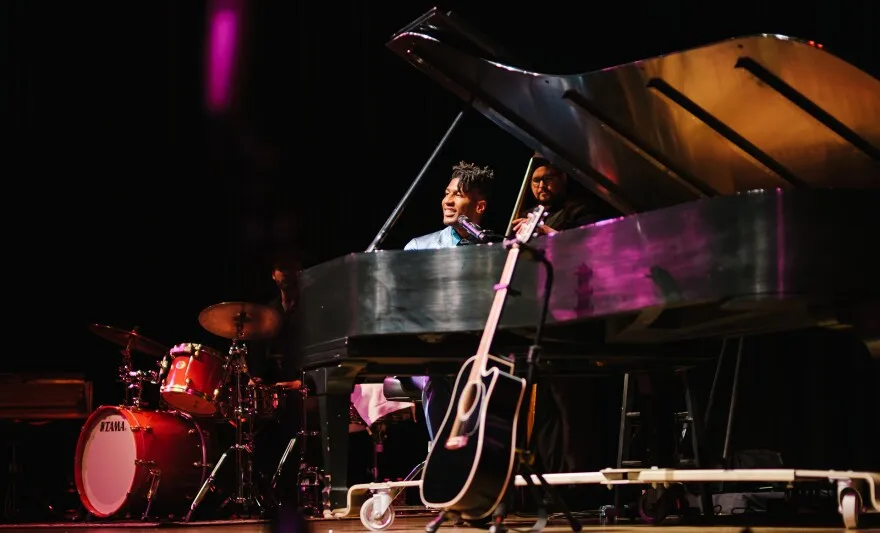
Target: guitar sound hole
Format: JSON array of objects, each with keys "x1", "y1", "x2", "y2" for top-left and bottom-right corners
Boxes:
[
  {"x1": 457, "y1": 382, "x2": 481, "y2": 421},
  {"x1": 447, "y1": 382, "x2": 482, "y2": 450}
]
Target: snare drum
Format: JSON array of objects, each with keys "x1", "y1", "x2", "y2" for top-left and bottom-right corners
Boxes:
[
  {"x1": 220, "y1": 383, "x2": 285, "y2": 419},
  {"x1": 74, "y1": 406, "x2": 214, "y2": 518},
  {"x1": 160, "y1": 343, "x2": 228, "y2": 416},
  {"x1": 248, "y1": 383, "x2": 285, "y2": 417}
]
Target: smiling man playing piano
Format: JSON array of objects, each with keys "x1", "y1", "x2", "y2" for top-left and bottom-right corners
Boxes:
[
  {"x1": 401, "y1": 161, "x2": 497, "y2": 446},
  {"x1": 404, "y1": 161, "x2": 495, "y2": 250}
]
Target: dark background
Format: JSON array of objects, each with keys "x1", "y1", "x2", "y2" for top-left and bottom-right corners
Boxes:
[
  {"x1": 4, "y1": 0, "x2": 876, "y2": 398},
  {"x1": 1, "y1": 0, "x2": 877, "y2": 520}
]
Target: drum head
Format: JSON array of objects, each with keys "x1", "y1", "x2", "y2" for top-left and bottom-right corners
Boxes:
[
  {"x1": 163, "y1": 390, "x2": 216, "y2": 416},
  {"x1": 170, "y1": 342, "x2": 222, "y2": 360},
  {"x1": 76, "y1": 408, "x2": 138, "y2": 517}
]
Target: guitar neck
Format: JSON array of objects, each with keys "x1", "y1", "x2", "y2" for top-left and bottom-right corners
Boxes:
[
  {"x1": 444, "y1": 207, "x2": 543, "y2": 449},
  {"x1": 469, "y1": 245, "x2": 521, "y2": 378}
]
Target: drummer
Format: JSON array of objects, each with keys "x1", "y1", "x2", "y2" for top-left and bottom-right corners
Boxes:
[
  {"x1": 247, "y1": 250, "x2": 303, "y2": 391},
  {"x1": 249, "y1": 251, "x2": 416, "y2": 485},
  {"x1": 244, "y1": 250, "x2": 306, "y2": 502}
]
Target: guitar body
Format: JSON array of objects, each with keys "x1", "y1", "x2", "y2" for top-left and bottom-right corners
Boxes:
[{"x1": 420, "y1": 355, "x2": 526, "y2": 520}]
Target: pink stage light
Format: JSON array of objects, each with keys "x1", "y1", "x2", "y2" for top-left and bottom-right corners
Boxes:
[{"x1": 205, "y1": 0, "x2": 241, "y2": 114}]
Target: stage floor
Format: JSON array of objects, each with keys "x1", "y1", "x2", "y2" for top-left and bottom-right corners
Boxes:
[{"x1": 1, "y1": 514, "x2": 878, "y2": 532}]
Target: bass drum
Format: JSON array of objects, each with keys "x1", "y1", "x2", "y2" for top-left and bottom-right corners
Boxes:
[{"x1": 74, "y1": 406, "x2": 214, "y2": 519}]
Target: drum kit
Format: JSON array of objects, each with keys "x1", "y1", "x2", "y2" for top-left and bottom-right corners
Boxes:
[{"x1": 75, "y1": 301, "x2": 313, "y2": 522}]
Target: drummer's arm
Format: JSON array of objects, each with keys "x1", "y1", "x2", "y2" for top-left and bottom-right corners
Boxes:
[{"x1": 245, "y1": 353, "x2": 266, "y2": 386}]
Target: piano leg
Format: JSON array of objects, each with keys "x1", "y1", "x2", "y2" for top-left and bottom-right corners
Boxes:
[
  {"x1": 306, "y1": 366, "x2": 360, "y2": 513},
  {"x1": 316, "y1": 393, "x2": 351, "y2": 513}
]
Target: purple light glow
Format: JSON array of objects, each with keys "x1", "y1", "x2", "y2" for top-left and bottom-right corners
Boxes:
[
  {"x1": 205, "y1": 2, "x2": 240, "y2": 113},
  {"x1": 540, "y1": 211, "x2": 713, "y2": 323}
]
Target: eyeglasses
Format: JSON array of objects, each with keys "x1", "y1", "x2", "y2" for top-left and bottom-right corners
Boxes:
[{"x1": 531, "y1": 174, "x2": 561, "y2": 184}]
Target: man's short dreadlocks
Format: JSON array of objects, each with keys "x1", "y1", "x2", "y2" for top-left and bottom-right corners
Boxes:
[{"x1": 451, "y1": 161, "x2": 495, "y2": 199}]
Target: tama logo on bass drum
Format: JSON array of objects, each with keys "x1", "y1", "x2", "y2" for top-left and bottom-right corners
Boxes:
[{"x1": 99, "y1": 420, "x2": 127, "y2": 432}]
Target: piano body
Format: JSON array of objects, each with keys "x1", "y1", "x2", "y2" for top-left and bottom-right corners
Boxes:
[{"x1": 295, "y1": 8, "x2": 880, "y2": 511}]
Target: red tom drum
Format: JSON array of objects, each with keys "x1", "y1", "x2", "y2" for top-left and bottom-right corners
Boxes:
[
  {"x1": 74, "y1": 406, "x2": 214, "y2": 519},
  {"x1": 160, "y1": 343, "x2": 228, "y2": 415}
]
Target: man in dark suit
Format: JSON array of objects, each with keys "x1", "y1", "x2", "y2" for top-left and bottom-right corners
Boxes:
[
  {"x1": 510, "y1": 156, "x2": 620, "y2": 489},
  {"x1": 248, "y1": 252, "x2": 303, "y2": 390},
  {"x1": 245, "y1": 251, "x2": 307, "y2": 515},
  {"x1": 511, "y1": 154, "x2": 613, "y2": 237}
]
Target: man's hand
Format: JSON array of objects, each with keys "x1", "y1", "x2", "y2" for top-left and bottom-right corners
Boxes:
[
  {"x1": 512, "y1": 217, "x2": 556, "y2": 236},
  {"x1": 275, "y1": 380, "x2": 303, "y2": 390}
]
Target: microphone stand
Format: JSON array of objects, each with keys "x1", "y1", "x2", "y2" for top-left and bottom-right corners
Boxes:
[{"x1": 490, "y1": 241, "x2": 581, "y2": 533}]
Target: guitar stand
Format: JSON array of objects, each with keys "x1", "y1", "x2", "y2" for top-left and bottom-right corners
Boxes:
[
  {"x1": 425, "y1": 509, "x2": 462, "y2": 532},
  {"x1": 489, "y1": 351, "x2": 581, "y2": 533},
  {"x1": 492, "y1": 452, "x2": 550, "y2": 533},
  {"x1": 490, "y1": 244, "x2": 581, "y2": 533}
]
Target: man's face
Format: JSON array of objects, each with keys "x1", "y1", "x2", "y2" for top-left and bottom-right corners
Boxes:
[
  {"x1": 530, "y1": 165, "x2": 567, "y2": 205},
  {"x1": 272, "y1": 264, "x2": 298, "y2": 293},
  {"x1": 442, "y1": 177, "x2": 486, "y2": 226}
]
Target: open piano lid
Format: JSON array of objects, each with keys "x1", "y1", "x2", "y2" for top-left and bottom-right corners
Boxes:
[{"x1": 387, "y1": 8, "x2": 880, "y2": 214}]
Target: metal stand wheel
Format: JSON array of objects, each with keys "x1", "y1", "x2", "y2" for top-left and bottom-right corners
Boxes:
[
  {"x1": 360, "y1": 491, "x2": 396, "y2": 531},
  {"x1": 840, "y1": 489, "x2": 862, "y2": 529}
]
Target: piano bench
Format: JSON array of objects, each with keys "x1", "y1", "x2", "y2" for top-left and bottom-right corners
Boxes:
[{"x1": 382, "y1": 377, "x2": 424, "y2": 403}]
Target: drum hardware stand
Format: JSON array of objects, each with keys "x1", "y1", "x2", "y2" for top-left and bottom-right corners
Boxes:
[
  {"x1": 185, "y1": 316, "x2": 264, "y2": 522},
  {"x1": 256, "y1": 378, "x2": 326, "y2": 516},
  {"x1": 271, "y1": 437, "x2": 297, "y2": 496},
  {"x1": 293, "y1": 378, "x2": 329, "y2": 517},
  {"x1": 117, "y1": 327, "x2": 159, "y2": 409},
  {"x1": 139, "y1": 463, "x2": 162, "y2": 521}
]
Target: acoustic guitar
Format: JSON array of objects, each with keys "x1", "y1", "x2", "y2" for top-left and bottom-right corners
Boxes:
[{"x1": 419, "y1": 205, "x2": 547, "y2": 521}]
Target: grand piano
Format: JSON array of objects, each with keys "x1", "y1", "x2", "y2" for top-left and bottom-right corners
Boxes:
[{"x1": 295, "y1": 8, "x2": 880, "y2": 511}]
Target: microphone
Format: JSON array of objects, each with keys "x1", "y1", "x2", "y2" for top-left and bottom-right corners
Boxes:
[{"x1": 458, "y1": 215, "x2": 497, "y2": 244}]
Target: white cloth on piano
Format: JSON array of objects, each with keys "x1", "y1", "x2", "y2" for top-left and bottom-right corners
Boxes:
[{"x1": 350, "y1": 383, "x2": 414, "y2": 426}]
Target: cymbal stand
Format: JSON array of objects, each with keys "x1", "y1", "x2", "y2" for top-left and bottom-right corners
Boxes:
[
  {"x1": 118, "y1": 327, "x2": 156, "y2": 409},
  {"x1": 185, "y1": 316, "x2": 263, "y2": 521},
  {"x1": 291, "y1": 377, "x2": 327, "y2": 517}
]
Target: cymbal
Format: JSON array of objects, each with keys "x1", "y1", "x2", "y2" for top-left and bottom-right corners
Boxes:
[
  {"x1": 89, "y1": 324, "x2": 169, "y2": 358},
  {"x1": 198, "y1": 301, "x2": 282, "y2": 340}
]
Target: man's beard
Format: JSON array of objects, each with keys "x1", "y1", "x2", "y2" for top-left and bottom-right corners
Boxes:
[{"x1": 539, "y1": 194, "x2": 564, "y2": 209}]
